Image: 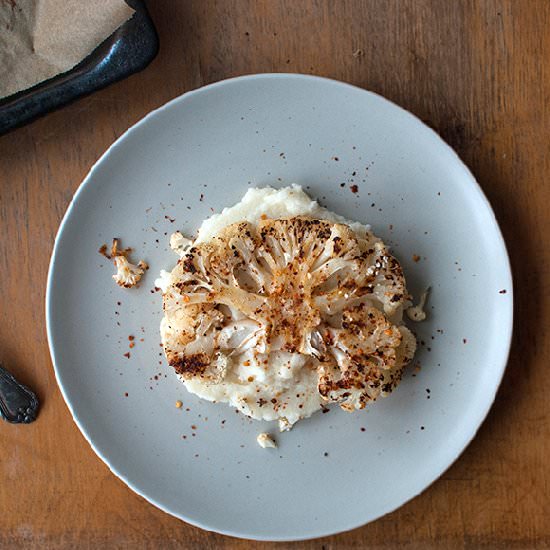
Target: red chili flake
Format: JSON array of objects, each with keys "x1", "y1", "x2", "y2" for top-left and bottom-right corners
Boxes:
[
  {"x1": 128, "y1": 335, "x2": 135, "y2": 341},
  {"x1": 412, "y1": 254, "x2": 421, "y2": 262},
  {"x1": 350, "y1": 184, "x2": 359, "y2": 194},
  {"x1": 129, "y1": 342, "x2": 135, "y2": 349},
  {"x1": 191, "y1": 425, "x2": 197, "y2": 430},
  {"x1": 123, "y1": 352, "x2": 130, "y2": 359}
]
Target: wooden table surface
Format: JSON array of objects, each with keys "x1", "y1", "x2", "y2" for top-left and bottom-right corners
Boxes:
[{"x1": 1, "y1": 1, "x2": 549, "y2": 548}]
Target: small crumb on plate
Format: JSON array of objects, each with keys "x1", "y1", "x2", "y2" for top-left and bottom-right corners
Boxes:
[{"x1": 257, "y1": 432, "x2": 277, "y2": 449}]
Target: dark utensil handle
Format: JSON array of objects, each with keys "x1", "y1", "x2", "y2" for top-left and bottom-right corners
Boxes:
[{"x1": 0, "y1": 364, "x2": 39, "y2": 424}]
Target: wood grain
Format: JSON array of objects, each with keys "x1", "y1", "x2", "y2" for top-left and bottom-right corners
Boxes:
[{"x1": 0, "y1": 1, "x2": 549, "y2": 547}]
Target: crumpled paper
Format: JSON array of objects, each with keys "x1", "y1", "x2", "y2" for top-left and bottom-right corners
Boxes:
[{"x1": 0, "y1": 0, "x2": 134, "y2": 99}]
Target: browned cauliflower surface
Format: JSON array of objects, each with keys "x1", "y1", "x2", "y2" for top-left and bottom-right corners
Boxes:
[{"x1": 161, "y1": 216, "x2": 416, "y2": 418}]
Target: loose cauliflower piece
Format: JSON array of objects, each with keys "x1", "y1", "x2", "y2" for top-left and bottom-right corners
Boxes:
[
  {"x1": 160, "y1": 217, "x2": 415, "y2": 418},
  {"x1": 407, "y1": 287, "x2": 430, "y2": 322},
  {"x1": 113, "y1": 256, "x2": 148, "y2": 288},
  {"x1": 100, "y1": 238, "x2": 148, "y2": 289}
]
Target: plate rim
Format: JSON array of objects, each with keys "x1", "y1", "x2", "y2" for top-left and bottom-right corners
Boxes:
[{"x1": 45, "y1": 72, "x2": 514, "y2": 541}]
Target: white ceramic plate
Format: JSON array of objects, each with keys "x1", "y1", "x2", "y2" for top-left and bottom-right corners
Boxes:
[{"x1": 46, "y1": 74, "x2": 513, "y2": 541}]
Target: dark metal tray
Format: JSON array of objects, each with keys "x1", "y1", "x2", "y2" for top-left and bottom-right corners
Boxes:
[{"x1": 0, "y1": 0, "x2": 158, "y2": 135}]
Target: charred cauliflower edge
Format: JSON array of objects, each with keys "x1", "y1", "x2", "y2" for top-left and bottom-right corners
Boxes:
[{"x1": 160, "y1": 216, "x2": 417, "y2": 418}]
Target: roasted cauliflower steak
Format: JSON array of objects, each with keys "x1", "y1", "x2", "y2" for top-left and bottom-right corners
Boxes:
[{"x1": 160, "y1": 216, "x2": 416, "y2": 417}]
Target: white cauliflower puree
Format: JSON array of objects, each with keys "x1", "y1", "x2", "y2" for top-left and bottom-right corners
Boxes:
[{"x1": 157, "y1": 185, "x2": 416, "y2": 431}]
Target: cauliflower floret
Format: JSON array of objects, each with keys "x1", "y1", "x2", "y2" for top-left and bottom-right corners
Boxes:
[
  {"x1": 407, "y1": 287, "x2": 430, "y2": 321},
  {"x1": 317, "y1": 304, "x2": 416, "y2": 410},
  {"x1": 113, "y1": 256, "x2": 148, "y2": 288},
  {"x1": 100, "y1": 238, "x2": 148, "y2": 289},
  {"x1": 160, "y1": 217, "x2": 415, "y2": 420}
]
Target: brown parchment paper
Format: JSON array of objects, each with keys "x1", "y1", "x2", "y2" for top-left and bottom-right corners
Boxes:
[{"x1": 0, "y1": 0, "x2": 134, "y2": 99}]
